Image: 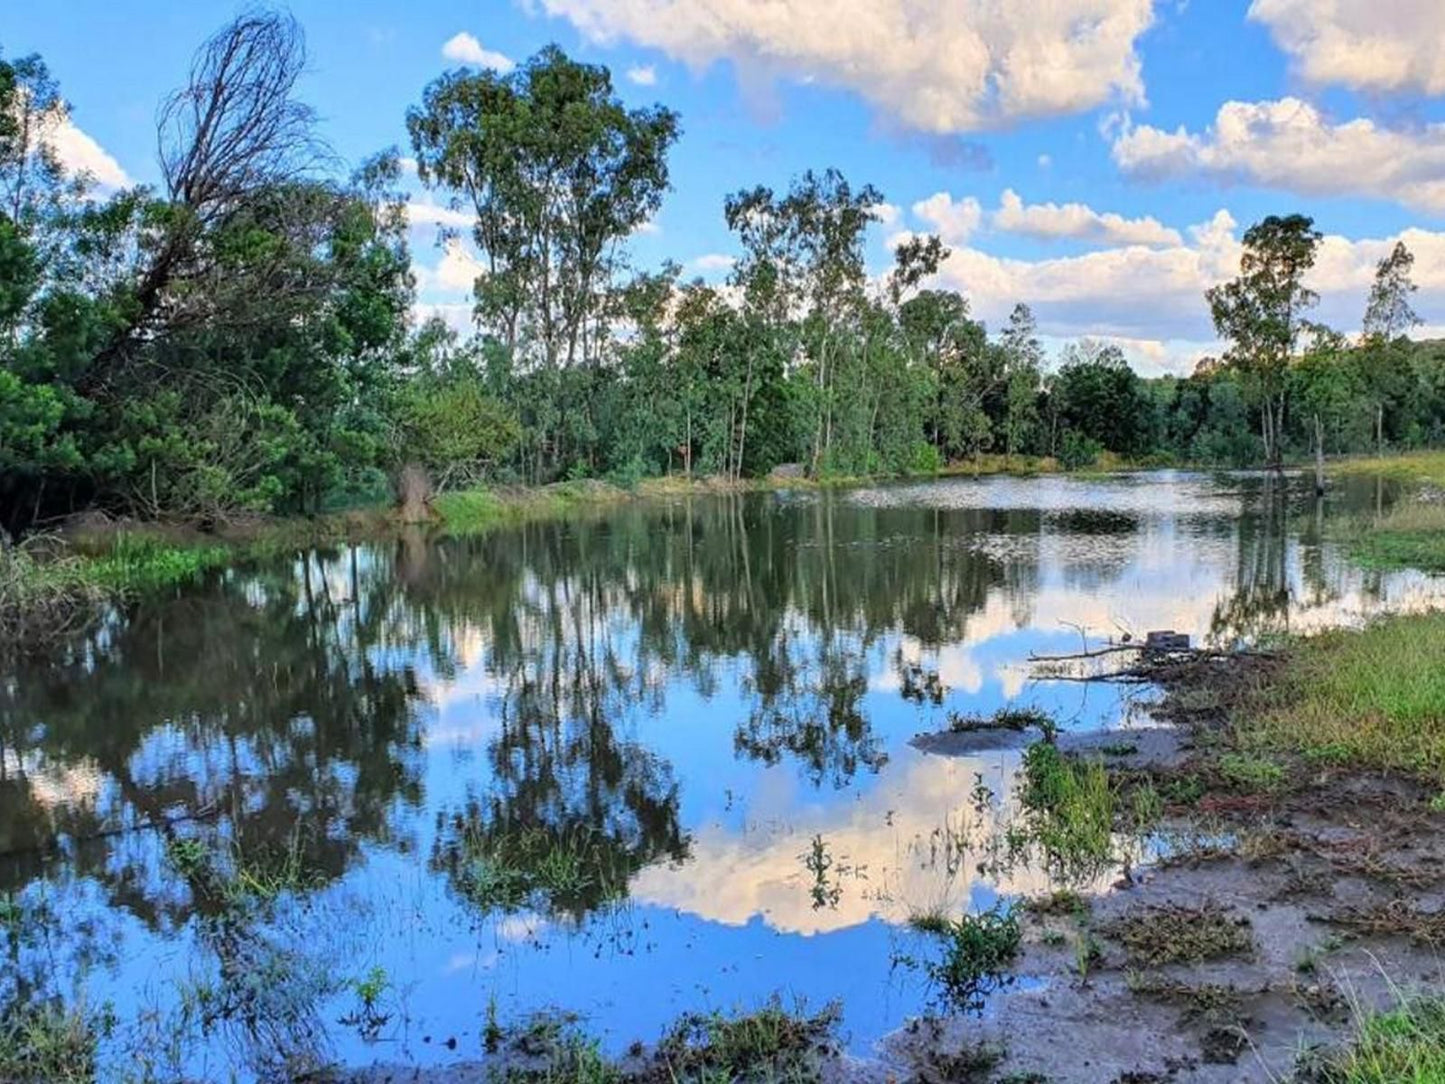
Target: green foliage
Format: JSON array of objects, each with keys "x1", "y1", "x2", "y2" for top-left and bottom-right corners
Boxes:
[
  {"x1": 395, "y1": 377, "x2": 520, "y2": 487},
  {"x1": 905, "y1": 904, "x2": 1022, "y2": 1012},
  {"x1": 1302, "y1": 997, "x2": 1445, "y2": 1083}
]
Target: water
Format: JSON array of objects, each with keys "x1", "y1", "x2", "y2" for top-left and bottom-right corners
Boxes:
[{"x1": 2, "y1": 470, "x2": 1440, "y2": 1080}]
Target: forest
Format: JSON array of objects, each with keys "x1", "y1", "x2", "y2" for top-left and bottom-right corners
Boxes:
[{"x1": 2, "y1": 10, "x2": 1443, "y2": 534}]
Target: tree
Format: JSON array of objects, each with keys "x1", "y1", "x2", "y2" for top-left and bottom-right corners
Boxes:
[
  {"x1": 1053, "y1": 340, "x2": 1150, "y2": 457},
  {"x1": 1207, "y1": 214, "x2": 1322, "y2": 469},
  {"x1": 407, "y1": 47, "x2": 680, "y2": 481},
  {"x1": 725, "y1": 169, "x2": 880, "y2": 476},
  {"x1": 1360, "y1": 241, "x2": 1421, "y2": 453},
  {"x1": 1292, "y1": 325, "x2": 1360, "y2": 494},
  {"x1": 1000, "y1": 304, "x2": 1042, "y2": 464}
]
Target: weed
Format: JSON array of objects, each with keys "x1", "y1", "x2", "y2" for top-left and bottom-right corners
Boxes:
[
  {"x1": 1217, "y1": 752, "x2": 1285, "y2": 792},
  {"x1": 0, "y1": 999, "x2": 112, "y2": 1084},
  {"x1": 1023, "y1": 889, "x2": 1089, "y2": 918},
  {"x1": 803, "y1": 834, "x2": 841, "y2": 910},
  {"x1": 1018, "y1": 743, "x2": 1117, "y2": 881},
  {"x1": 1104, "y1": 902, "x2": 1254, "y2": 966},
  {"x1": 655, "y1": 999, "x2": 841, "y2": 1084},
  {"x1": 906, "y1": 904, "x2": 1022, "y2": 1013},
  {"x1": 339, "y1": 966, "x2": 391, "y2": 1041},
  {"x1": 948, "y1": 706, "x2": 1059, "y2": 741}
]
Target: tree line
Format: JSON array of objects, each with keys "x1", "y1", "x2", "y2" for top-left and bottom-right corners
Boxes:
[{"x1": 3, "y1": 12, "x2": 1442, "y2": 533}]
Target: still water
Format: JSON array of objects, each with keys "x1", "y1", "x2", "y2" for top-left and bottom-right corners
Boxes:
[{"x1": 2, "y1": 471, "x2": 1440, "y2": 1080}]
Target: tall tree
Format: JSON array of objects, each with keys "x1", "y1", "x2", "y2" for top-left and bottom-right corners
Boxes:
[
  {"x1": 407, "y1": 47, "x2": 680, "y2": 480},
  {"x1": 1360, "y1": 240, "x2": 1421, "y2": 453},
  {"x1": 1207, "y1": 213, "x2": 1322, "y2": 469},
  {"x1": 1000, "y1": 303, "x2": 1042, "y2": 464}
]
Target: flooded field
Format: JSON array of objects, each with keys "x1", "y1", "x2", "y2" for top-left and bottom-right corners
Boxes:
[{"x1": 2, "y1": 470, "x2": 1441, "y2": 1081}]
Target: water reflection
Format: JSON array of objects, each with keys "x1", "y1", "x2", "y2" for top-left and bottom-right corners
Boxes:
[{"x1": 0, "y1": 471, "x2": 1441, "y2": 1078}]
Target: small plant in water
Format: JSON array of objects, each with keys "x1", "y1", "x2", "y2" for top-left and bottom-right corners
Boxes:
[
  {"x1": 904, "y1": 904, "x2": 1021, "y2": 1013},
  {"x1": 339, "y1": 966, "x2": 391, "y2": 1042}
]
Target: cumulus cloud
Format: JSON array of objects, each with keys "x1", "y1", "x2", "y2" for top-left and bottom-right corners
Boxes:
[
  {"x1": 415, "y1": 238, "x2": 486, "y2": 294},
  {"x1": 46, "y1": 115, "x2": 130, "y2": 190},
  {"x1": 868, "y1": 201, "x2": 902, "y2": 227},
  {"x1": 992, "y1": 188, "x2": 1182, "y2": 246},
  {"x1": 625, "y1": 64, "x2": 657, "y2": 86},
  {"x1": 910, "y1": 199, "x2": 1445, "y2": 372},
  {"x1": 531, "y1": 0, "x2": 1154, "y2": 132},
  {"x1": 1110, "y1": 98, "x2": 1445, "y2": 215},
  {"x1": 912, "y1": 192, "x2": 983, "y2": 243},
  {"x1": 441, "y1": 31, "x2": 515, "y2": 71},
  {"x1": 1249, "y1": 0, "x2": 1445, "y2": 95}
]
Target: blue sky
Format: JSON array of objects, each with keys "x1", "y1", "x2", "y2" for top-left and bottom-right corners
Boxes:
[{"x1": 5, "y1": 1, "x2": 1444, "y2": 373}]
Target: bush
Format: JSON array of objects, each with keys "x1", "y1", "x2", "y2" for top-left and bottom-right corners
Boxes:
[{"x1": 1059, "y1": 430, "x2": 1103, "y2": 471}]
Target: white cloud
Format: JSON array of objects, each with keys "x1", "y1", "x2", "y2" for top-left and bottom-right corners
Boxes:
[
  {"x1": 1110, "y1": 98, "x2": 1445, "y2": 215},
  {"x1": 441, "y1": 31, "x2": 515, "y2": 72},
  {"x1": 911, "y1": 191, "x2": 983, "y2": 243},
  {"x1": 869, "y1": 202, "x2": 901, "y2": 227},
  {"x1": 46, "y1": 116, "x2": 130, "y2": 190},
  {"x1": 1249, "y1": 0, "x2": 1445, "y2": 95},
  {"x1": 691, "y1": 253, "x2": 735, "y2": 271},
  {"x1": 405, "y1": 197, "x2": 474, "y2": 233},
  {"x1": 532, "y1": 0, "x2": 1154, "y2": 132},
  {"x1": 625, "y1": 64, "x2": 657, "y2": 86},
  {"x1": 910, "y1": 200, "x2": 1445, "y2": 372},
  {"x1": 1037, "y1": 154, "x2": 1053, "y2": 169},
  {"x1": 992, "y1": 188, "x2": 1182, "y2": 247},
  {"x1": 415, "y1": 238, "x2": 486, "y2": 294}
]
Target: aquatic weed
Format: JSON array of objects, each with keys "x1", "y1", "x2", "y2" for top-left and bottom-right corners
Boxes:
[{"x1": 905, "y1": 904, "x2": 1022, "y2": 1013}]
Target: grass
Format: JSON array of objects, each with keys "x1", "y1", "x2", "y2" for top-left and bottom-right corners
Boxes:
[
  {"x1": 0, "y1": 537, "x2": 107, "y2": 647},
  {"x1": 905, "y1": 904, "x2": 1022, "y2": 1013},
  {"x1": 1017, "y1": 742, "x2": 1119, "y2": 879},
  {"x1": 0, "y1": 1000, "x2": 109, "y2": 1084},
  {"x1": 488, "y1": 1001, "x2": 841, "y2": 1084},
  {"x1": 1328, "y1": 450, "x2": 1445, "y2": 488},
  {"x1": 1304, "y1": 996, "x2": 1445, "y2": 1083},
  {"x1": 947, "y1": 706, "x2": 1059, "y2": 740},
  {"x1": 1334, "y1": 500, "x2": 1445, "y2": 573},
  {"x1": 1242, "y1": 612, "x2": 1445, "y2": 781},
  {"x1": 440, "y1": 823, "x2": 628, "y2": 919},
  {"x1": 655, "y1": 1000, "x2": 841, "y2": 1083}
]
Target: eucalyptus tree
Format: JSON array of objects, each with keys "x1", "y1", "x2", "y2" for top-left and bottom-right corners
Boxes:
[
  {"x1": 725, "y1": 169, "x2": 881, "y2": 476},
  {"x1": 1000, "y1": 303, "x2": 1043, "y2": 464},
  {"x1": 1360, "y1": 240, "x2": 1421, "y2": 452},
  {"x1": 407, "y1": 46, "x2": 679, "y2": 480},
  {"x1": 1207, "y1": 213, "x2": 1322, "y2": 469}
]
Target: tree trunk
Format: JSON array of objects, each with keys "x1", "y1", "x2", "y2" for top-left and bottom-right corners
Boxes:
[
  {"x1": 1312, "y1": 413, "x2": 1325, "y2": 497},
  {"x1": 1376, "y1": 403, "x2": 1384, "y2": 458}
]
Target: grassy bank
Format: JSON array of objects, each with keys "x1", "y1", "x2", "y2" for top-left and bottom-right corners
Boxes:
[
  {"x1": 1329, "y1": 449, "x2": 1445, "y2": 487},
  {"x1": 1238, "y1": 611, "x2": 1445, "y2": 782}
]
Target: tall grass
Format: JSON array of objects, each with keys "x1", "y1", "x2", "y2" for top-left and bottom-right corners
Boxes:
[
  {"x1": 1246, "y1": 612, "x2": 1445, "y2": 780},
  {"x1": 1311, "y1": 996, "x2": 1445, "y2": 1083},
  {"x1": 0, "y1": 539, "x2": 106, "y2": 646},
  {"x1": 1335, "y1": 500, "x2": 1445, "y2": 573},
  {"x1": 1330, "y1": 450, "x2": 1445, "y2": 488}
]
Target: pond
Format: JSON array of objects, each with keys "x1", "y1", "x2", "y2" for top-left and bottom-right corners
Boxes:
[{"x1": 2, "y1": 470, "x2": 1441, "y2": 1081}]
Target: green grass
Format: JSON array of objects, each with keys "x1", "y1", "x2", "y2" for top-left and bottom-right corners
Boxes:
[
  {"x1": 83, "y1": 534, "x2": 229, "y2": 592},
  {"x1": 1329, "y1": 450, "x2": 1445, "y2": 488},
  {"x1": 0, "y1": 1000, "x2": 108, "y2": 1084},
  {"x1": 656, "y1": 1000, "x2": 841, "y2": 1083},
  {"x1": 1244, "y1": 612, "x2": 1445, "y2": 781},
  {"x1": 1018, "y1": 742, "x2": 1119, "y2": 879},
  {"x1": 1335, "y1": 501, "x2": 1445, "y2": 573},
  {"x1": 1307, "y1": 997, "x2": 1445, "y2": 1083}
]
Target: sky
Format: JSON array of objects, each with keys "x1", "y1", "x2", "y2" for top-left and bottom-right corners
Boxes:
[{"x1": 5, "y1": 0, "x2": 1445, "y2": 375}]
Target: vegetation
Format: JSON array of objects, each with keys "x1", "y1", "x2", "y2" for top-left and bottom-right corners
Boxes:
[
  {"x1": 1304, "y1": 997, "x2": 1445, "y2": 1084},
  {"x1": 904, "y1": 904, "x2": 1022, "y2": 1012},
  {"x1": 1103, "y1": 902, "x2": 1255, "y2": 967},
  {"x1": 4, "y1": 12, "x2": 1445, "y2": 553},
  {"x1": 1243, "y1": 612, "x2": 1445, "y2": 781}
]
